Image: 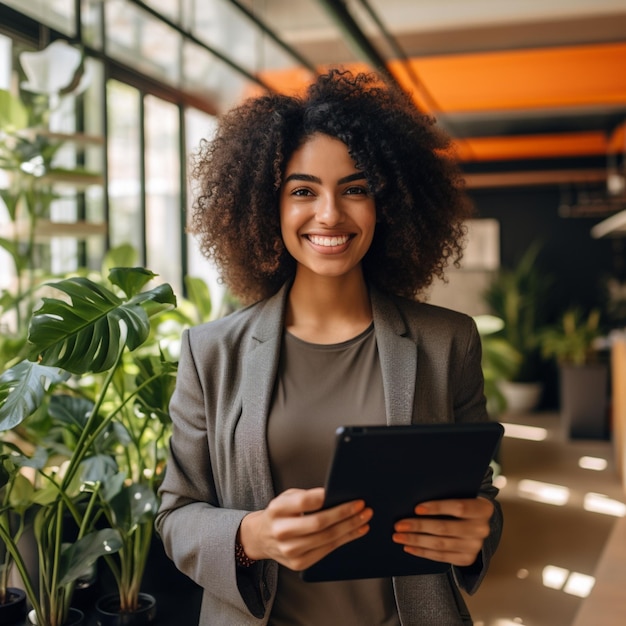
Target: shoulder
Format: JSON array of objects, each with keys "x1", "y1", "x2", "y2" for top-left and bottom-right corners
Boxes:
[
  {"x1": 375, "y1": 289, "x2": 477, "y2": 336},
  {"x1": 185, "y1": 284, "x2": 288, "y2": 350}
]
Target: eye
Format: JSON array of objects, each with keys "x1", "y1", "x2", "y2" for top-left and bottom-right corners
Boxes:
[
  {"x1": 344, "y1": 185, "x2": 369, "y2": 196},
  {"x1": 291, "y1": 187, "x2": 314, "y2": 197}
]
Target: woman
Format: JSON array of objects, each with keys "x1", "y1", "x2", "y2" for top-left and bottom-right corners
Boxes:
[{"x1": 156, "y1": 69, "x2": 502, "y2": 625}]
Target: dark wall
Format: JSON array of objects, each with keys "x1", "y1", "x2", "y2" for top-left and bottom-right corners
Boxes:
[{"x1": 470, "y1": 185, "x2": 622, "y2": 325}]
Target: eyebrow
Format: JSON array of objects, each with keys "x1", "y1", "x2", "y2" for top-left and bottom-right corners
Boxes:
[{"x1": 284, "y1": 171, "x2": 367, "y2": 185}]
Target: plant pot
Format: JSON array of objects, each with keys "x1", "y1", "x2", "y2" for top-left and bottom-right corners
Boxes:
[
  {"x1": 499, "y1": 380, "x2": 543, "y2": 413},
  {"x1": 95, "y1": 593, "x2": 157, "y2": 626},
  {"x1": 0, "y1": 587, "x2": 27, "y2": 624},
  {"x1": 560, "y1": 364, "x2": 609, "y2": 439},
  {"x1": 27, "y1": 607, "x2": 85, "y2": 626}
]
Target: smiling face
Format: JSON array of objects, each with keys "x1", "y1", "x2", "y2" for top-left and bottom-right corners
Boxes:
[{"x1": 279, "y1": 133, "x2": 376, "y2": 286}]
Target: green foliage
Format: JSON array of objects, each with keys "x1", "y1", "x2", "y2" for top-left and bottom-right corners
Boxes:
[
  {"x1": 483, "y1": 241, "x2": 553, "y2": 382},
  {"x1": 475, "y1": 315, "x2": 522, "y2": 416},
  {"x1": 540, "y1": 308, "x2": 602, "y2": 366},
  {"x1": 0, "y1": 267, "x2": 177, "y2": 624},
  {"x1": 29, "y1": 273, "x2": 175, "y2": 374}
]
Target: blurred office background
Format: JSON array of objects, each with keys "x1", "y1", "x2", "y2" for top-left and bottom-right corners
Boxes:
[{"x1": 0, "y1": 2, "x2": 625, "y2": 625}]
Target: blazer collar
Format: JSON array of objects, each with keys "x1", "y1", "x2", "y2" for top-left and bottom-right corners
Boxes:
[{"x1": 245, "y1": 282, "x2": 417, "y2": 429}]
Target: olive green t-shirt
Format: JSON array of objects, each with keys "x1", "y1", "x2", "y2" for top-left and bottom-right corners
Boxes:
[{"x1": 267, "y1": 323, "x2": 401, "y2": 626}]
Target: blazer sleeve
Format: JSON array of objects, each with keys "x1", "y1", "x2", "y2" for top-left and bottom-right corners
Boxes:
[
  {"x1": 450, "y1": 318, "x2": 503, "y2": 594},
  {"x1": 155, "y1": 329, "x2": 270, "y2": 620}
]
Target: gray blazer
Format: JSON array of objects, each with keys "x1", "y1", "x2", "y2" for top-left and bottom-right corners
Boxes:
[{"x1": 156, "y1": 283, "x2": 502, "y2": 625}]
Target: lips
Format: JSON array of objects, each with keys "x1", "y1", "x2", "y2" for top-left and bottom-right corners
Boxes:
[{"x1": 307, "y1": 234, "x2": 351, "y2": 247}]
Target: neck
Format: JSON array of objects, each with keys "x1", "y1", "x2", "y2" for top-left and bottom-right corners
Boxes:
[{"x1": 285, "y1": 269, "x2": 372, "y2": 344}]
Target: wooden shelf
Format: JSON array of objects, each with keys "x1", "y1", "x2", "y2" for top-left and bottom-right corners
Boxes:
[{"x1": 0, "y1": 219, "x2": 107, "y2": 240}]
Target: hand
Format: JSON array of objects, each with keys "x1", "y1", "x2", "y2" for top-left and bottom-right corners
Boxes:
[
  {"x1": 239, "y1": 487, "x2": 373, "y2": 571},
  {"x1": 392, "y1": 497, "x2": 494, "y2": 567}
]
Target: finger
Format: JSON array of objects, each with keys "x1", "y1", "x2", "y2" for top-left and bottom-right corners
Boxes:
[
  {"x1": 298, "y1": 500, "x2": 370, "y2": 537},
  {"x1": 400, "y1": 542, "x2": 482, "y2": 568},
  {"x1": 269, "y1": 488, "x2": 326, "y2": 516},
  {"x1": 413, "y1": 497, "x2": 494, "y2": 521},
  {"x1": 283, "y1": 509, "x2": 373, "y2": 571},
  {"x1": 391, "y1": 527, "x2": 483, "y2": 567},
  {"x1": 394, "y1": 515, "x2": 490, "y2": 541}
]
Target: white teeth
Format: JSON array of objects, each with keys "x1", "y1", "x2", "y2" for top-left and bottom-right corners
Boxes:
[{"x1": 309, "y1": 234, "x2": 350, "y2": 247}]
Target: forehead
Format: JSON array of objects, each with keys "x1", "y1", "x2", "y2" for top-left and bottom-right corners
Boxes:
[{"x1": 285, "y1": 133, "x2": 356, "y2": 172}]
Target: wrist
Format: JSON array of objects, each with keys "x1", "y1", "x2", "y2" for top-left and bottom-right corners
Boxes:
[{"x1": 238, "y1": 511, "x2": 264, "y2": 562}]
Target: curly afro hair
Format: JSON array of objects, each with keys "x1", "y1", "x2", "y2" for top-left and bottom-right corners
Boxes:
[{"x1": 190, "y1": 68, "x2": 473, "y2": 304}]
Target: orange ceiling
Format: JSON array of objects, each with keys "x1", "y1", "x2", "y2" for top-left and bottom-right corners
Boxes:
[{"x1": 257, "y1": 42, "x2": 626, "y2": 164}]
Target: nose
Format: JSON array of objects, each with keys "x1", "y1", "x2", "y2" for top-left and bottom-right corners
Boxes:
[{"x1": 315, "y1": 193, "x2": 342, "y2": 226}]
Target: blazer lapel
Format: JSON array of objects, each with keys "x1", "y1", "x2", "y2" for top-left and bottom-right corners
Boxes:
[
  {"x1": 239, "y1": 285, "x2": 290, "y2": 504},
  {"x1": 371, "y1": 288, "x2": 417, "y2": 427}
]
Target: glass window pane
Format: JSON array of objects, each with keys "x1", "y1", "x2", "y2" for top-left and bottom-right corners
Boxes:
[
  {"x1": 105, "y1": 0, "x2": 182, "y2": 85},
  {"x1": 238, "y1": 0, "x2": 358, "y2": 65},
  {"x1": 82, "y1": 0, "x2": 104, "y2": 49},
  {"x1": 182, "y1": 41, "x2": 256, "y2": 112},
  {"x1": 144, "y1": 95, "x2": 182, "y2": 295},
  {"x1": 143, "y1": 0, "x2": 182, "y2": 24},
  {"x1": 191, "y1": 0, "x2": 259, "y2": 73},
  {"x1": 1, "y1": 0, "x2": 76, "y2": 36},
  {"x1": 185, "y1": 108, "x2": 224, "y2": 308},
  {"x1": 82, "y1": 58, "x2": 106, "y2": 270},
  {"x1": 107, "y1": 80, "x2": 143, "y2": 259}
]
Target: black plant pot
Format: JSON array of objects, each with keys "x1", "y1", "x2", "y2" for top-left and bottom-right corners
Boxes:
[
  {"x1": 0, "y1": 587, "x2": 27, "y2": 624},
  {"x1": 27, "y1": 607, "x2": 85, "y2": 625},
  {"x1": 94, "y1": 593, "x2": 157, "y2": 626}
]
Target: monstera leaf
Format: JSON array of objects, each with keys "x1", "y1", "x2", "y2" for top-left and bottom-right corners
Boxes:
[
  {"x1": 27, "y1": 269, "x2": 176, "y2": 375},
  {"x1": 0, "y1": 360, "x2": 70, "y2": 430}
]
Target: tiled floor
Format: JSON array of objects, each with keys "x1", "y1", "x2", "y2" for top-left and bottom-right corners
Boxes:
[{"x1": 464, "y1": 411, "x2": 625, "y2": 626}]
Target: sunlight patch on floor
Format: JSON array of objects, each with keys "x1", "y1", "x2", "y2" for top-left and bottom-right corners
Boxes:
[
  {"x1": 583, "y1": 492, "x2": 626, "y2": 517},
  {"x1": 517, "y1": 479, "x2": 570, "y2": 505}
]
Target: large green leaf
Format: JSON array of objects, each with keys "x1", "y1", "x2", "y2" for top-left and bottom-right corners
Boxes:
[
  {"x1": 0, "y1": 188, "x2": 21, "y2": 222},
  {"x1": 79, "y1": 454, "x2": 118, "y2": 486},
  {"x1": 107, "y1": 483, "x2": 158, "y2": 534},
  {"x1": 48, "y1": 395, "x2": 94, "y2": 429},
  {"x1": 27, "y1": 274, "x2": 176, "y2": 374},
  {"x1": 109, "y1": 267, "x2": 157, "y2": 299},
  {"x1": 184, "y1": 275, "x2": 212, "y2": 322},
  {"x1": 0, "y1": 89, "x2": 28, "y2": 130},
  {"x1": 0, "y1": 360, "x2": 70, "y2": 431},
  {"x1": 59, "y1": 528, "x2": 122, "y2": 585},
  {"x1": 102, "y1": 244, "x2": 138, "y2": 277},
  {"x1": 133, "y1": 354, "x2": 176, "y2": 424}
]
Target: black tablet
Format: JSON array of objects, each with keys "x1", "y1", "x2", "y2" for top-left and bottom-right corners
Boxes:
[{"x1": 301, "y1": 421, "x2": 504, "y2": 582}]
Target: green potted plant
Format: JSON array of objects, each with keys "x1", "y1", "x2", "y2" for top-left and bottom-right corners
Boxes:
[
  {"x1": 540, "y1": 308, "x2": 608, "y2": 438},
  {"x1": 0, "y1": 265, "x2": 177, "y2": 625},
  {"x1": 483, "y1": 241, "x2": 554, "y2": 412},
  {"x1": 474, "y1": 314, "x2": 522, "y2": 417},
  {"x1": 93, "y1": 351, "x2": 176, "y2": 625}
]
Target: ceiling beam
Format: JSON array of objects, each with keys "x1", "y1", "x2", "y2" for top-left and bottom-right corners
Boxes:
[
  {"x1": 315, "y1": 0, "x2": 401, "y2": 90},
  {"x1": 464, "y1": 168, "x2": 608, "y2": 188}
]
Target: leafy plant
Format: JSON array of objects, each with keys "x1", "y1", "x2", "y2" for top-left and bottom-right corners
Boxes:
[
  {"x1": 540, "y1": 308, "x2": 602, "y2": 366},
  {"x1": 0, "y1": 266, "x2": 176, "y2": 625},
  {"x1": 483, "y1": 241, "x2": 554, "y2": 382},
  {"x1": 474, "y1": 314, "x2": 521, "y2": 416}
]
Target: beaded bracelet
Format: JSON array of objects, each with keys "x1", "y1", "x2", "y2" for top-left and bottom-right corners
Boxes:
[{"x1": 235, "y1": 542, "x2": 257, "y2": 568}]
